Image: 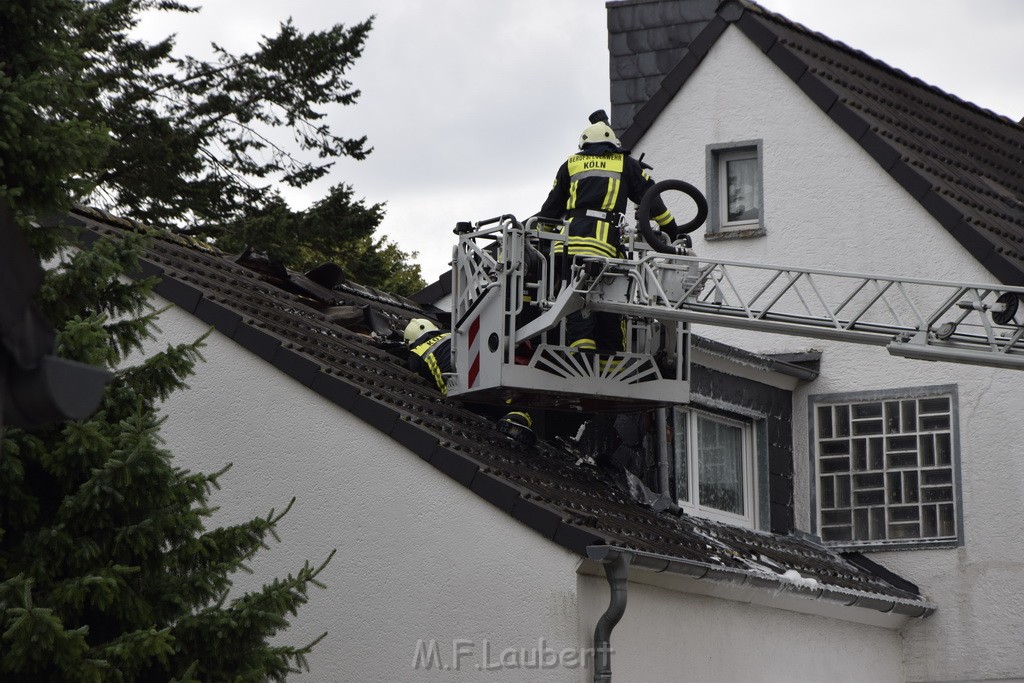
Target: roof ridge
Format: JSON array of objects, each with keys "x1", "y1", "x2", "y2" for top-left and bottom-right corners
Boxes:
[{"x1": 741, "y1": 0, "x2": 1024, "y2": 138}]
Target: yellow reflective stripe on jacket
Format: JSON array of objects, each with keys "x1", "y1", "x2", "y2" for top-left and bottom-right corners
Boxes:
[
  {"x1": 601, "y1": 177, "x2": 620, "y2": 211},
  {"x1": 566, "y1": 236, "x2": 618, "y2": 258},
  {"x1": 504, "y1": 411, "x2": 533, "y2": 428},
  {"x1": 568, "y1": 180, "x2": 579, "y2": 210},
  {"x1": 570, "y1": 337, "x2": 597, "y2": 351},
  {"x1": 411, "y1": 335, "x2": 447, "y2": 395},
  {"x1": 653, "y1": 208, "x2": 673, "y2": 226}
]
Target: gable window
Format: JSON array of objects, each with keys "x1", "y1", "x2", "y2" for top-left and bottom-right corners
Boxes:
[
  {"x1": 705, "y1": 140, "x2": 765, "y2": 239},
  {"x1": 810, "y1": 386, "x2": 963, "y2": 549},
  {"x1": 672, "y1": 408, "x2": 756, "y2": 527}
]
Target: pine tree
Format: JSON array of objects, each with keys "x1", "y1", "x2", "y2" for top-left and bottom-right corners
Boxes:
[{"x1": 2, "y1": 2, "x2": 334, "y2": 679}]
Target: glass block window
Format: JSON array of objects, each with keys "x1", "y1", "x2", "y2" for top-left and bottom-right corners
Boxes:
[
  {"x1": 812, "y1": 387, "x2": 962, "y2": 549},
  {"x1": 673, "y1": 409, "x2": 755, "y2": 527}
]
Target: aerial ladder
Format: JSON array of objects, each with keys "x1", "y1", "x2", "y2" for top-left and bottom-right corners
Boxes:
[{"x1": 446, "y1": 180, "x2": 1024, "y2": 412}]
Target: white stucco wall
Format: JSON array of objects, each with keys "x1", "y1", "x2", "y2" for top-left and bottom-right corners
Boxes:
[
  {"x1": 150, "y1": 301, "x2": 584, "y2": 682},
  {"x1": 578, "y1": 574, "x2": 904, "y2": 682},
  {"x1": 634, "y1": 25, "x2": 1024, "y2": 681}
]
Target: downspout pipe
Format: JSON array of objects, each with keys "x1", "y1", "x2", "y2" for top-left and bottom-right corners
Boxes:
[{"x1": 593, "y1": 550, "x2": 632, "y2": 683}]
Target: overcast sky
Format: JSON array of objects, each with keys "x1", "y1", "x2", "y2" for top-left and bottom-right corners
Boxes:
[{"x1": 139, "y1": 1, "x2": 1024, "y2": 284}]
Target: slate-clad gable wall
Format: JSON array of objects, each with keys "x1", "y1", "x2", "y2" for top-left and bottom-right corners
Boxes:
[
  {"x1": 632, "y1": 23, "x2": 1024, "y2": 681},
  {"x1": 607, "y1": 0, "x2": 718, "y2": 133}
]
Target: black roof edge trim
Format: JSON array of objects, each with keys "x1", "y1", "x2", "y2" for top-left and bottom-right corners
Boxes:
[
  {"x1": 687, "y1": 14, "x2": 729, "y2": 61},
  {"x1": 469, "y1": 470, "x2": 522, "y2": 513},
  {"x1": 391, "y1": 417, "x2": 438, "y2": 460},
  {"x1": 233, "y1": 324, "x2": 282, "y2": 362},
  {"x1": 826, "y1": 101, "x2": 871, "y2": 140},
  {"x1": 309, "y1": 372, "x2": 359, "y2": 410},
  {"x1": 429, "y1": 445, "x2": 479, "y2": 487},
  {"x1": 840, "y1": 550, "x2": 923, "y2": 597},
  {"x1": 858, "y1": 130, "x2": 901, "y2": 170},
  {"x1": 512, "y1": 498, "x2": 563, "y2": 539},
  {"x1": 796, "y1": 71, "x2": 837, "y2": 111},
  {"x1": 152, "y1": 276, "x2": 202, "y2": 314},
  {"x1": 271, "y1": 346, "x2": 321, "y2": 387},
  {"x1": 735, "y1": 9, "x2": 776, "y2": 53},
  {"x1": 130, "y1": 258, "x2": 164, "y2": 282},
  {"x1": 949, "y1": 218, "x2": 996, "y2": 264},
  {"x1": 194, "y1": 297, "x2": 241, "y2": 338},
  {"x1": 888, "y1": 160, "x2": 933, "y2": 201},
  {"x1": 350, "y1": 393, "x2": 400, "y2": 436},
  {"x1": 981, "y1": 250, "x2": 1024, "y2": 287},
  {"x1": 920, "y1": 193, "x2": 964, "y2": 232},
  {"x1": 765, "y1": 41, "x2": 806, "y2": 82},
  {"x1": 553, "y1": 523, "x2": 607, "y2": 556}
]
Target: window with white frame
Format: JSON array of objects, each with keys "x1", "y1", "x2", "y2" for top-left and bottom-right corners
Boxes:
[
  {"x1": 705, "y1": 141, "x2": 765, "y2": 237},
  {"x1": 672, "y1": 408, "x2": 756, "y2": 527},
  {"x1": 811, "y1": 386, "x2": 963, "y2": 549}
]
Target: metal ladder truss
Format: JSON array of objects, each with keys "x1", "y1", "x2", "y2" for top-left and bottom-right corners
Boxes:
[
  {"x1": 584, "y1": 250, "x2": 1024, "y2": 371},
  {"x1": 448, "y1": 216, "x2": 1024, "y2": 412}
]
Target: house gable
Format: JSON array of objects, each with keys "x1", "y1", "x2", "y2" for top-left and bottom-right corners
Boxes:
[{"x1": 611, "y1": 0, "x2": 1024, "y2": 284}]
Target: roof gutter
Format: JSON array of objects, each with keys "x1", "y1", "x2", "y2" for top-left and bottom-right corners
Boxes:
[{"x1": 586, "y1": 545, "x2": 935, "y2": 620}]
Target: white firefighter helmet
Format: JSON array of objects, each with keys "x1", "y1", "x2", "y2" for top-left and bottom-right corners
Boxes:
[
  {"x1": 578, "y1": 120, "x2": 620, "y2": 150},
  {"x1": 404, "y1": 318, "x2": 438, "y2": 344}
]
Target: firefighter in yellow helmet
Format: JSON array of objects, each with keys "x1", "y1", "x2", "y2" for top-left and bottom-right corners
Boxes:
[{"x1": 536, "y1": 110, "x2": 678, "y2": 355}]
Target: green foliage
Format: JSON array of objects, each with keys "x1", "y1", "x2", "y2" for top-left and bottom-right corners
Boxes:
[
  {"x1": 2, "y1": 0, "x2": 421, "y2": 292},
  {"x1": 1, "y1": 234, "x2": 332, "y2": 681},
  {"x1": 212, "y1": 185, "x2": 425, "y2": 296},
  {"x1": 0, "y1": 0, "x2": 110, "y2": 213},
  {"x1": 86, "y1": 2, "x2": 373, "y2": 228},
  {"x1": 2, "y1": 2, "x2": 335, "y2": 678}
]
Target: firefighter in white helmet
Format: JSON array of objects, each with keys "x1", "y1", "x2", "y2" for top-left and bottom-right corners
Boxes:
[
  {"x1": 535, "y1": 109, "x2": 679, "y2": 356},
  {"x1": 402, "y1": 318, "x2": 535, "y2": 446},
  {"x1": 404, "y1": 318, "x2": 451, "y2": 395}
]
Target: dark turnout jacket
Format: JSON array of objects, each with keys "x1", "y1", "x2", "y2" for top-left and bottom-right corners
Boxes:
[{"x1": 538, "y1": 143, "x2": 675, "y2": 258}]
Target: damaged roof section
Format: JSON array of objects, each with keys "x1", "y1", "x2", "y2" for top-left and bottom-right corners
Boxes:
[{"x1": 69, "y1": 204, "x2": 933, "y2": 620}]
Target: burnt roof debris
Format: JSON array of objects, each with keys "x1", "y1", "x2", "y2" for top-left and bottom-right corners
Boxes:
[{"x1": 70, "y1": 204, "x2": 933, "y2": 612}]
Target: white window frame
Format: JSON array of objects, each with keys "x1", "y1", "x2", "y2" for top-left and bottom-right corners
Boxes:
[
  {"x1": 705, "y1": 140, "x2": 765, "y2": 239},
  {"x1": 673, "y1": 408, "x2": 757, "y2": 528},
  {"x1": 810, "y1": 385, "x2": 964, "y2": 550}
]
